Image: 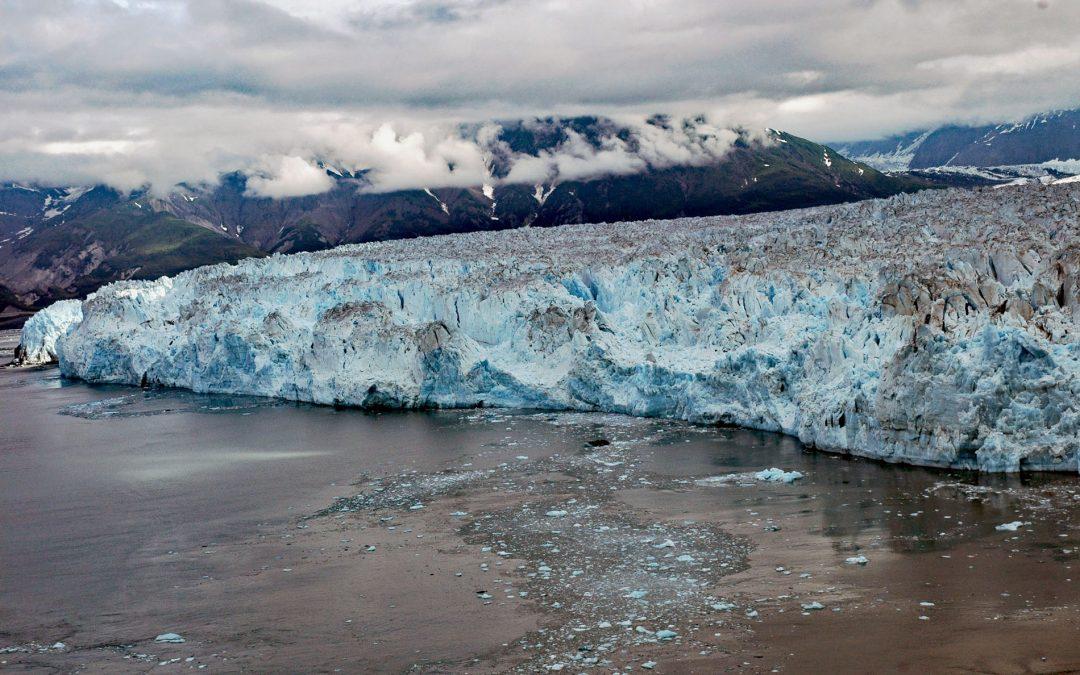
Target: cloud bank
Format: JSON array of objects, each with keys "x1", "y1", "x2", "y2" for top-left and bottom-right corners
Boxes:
[{"x1": 2, "y1": 0, "x2": 1079, "y2": 195}]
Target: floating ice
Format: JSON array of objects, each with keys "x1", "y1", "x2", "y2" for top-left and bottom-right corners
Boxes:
[
  {"x1": 845, "y1": 555, "x2": 870, "y2": 565},
  {"x1": 545, "y1": 510, "x2": 568, "y2": 518},
  {"x1": 754, "y1": 468, "x2": 805, "y2": 484},
  {"x1": 154, "y1": 633, "x2": 185, "y2": 644},
  {"x1": 995, "y1": 521, "x2": 1026, "y2": 532}
]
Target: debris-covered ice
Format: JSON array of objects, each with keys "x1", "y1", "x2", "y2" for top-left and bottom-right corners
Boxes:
[{"x1": 26, "y1": 184, "x2": 1080, "y2": 472}]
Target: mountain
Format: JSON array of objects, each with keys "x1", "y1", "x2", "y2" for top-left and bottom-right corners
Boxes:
[
  {"x1": 154, "y1": 127, "x2": 922, "y2": 255},
  {"x1": 0, "y1": 119, "x2": 930, "y2": 310},
  {"x1": 0, "y1": 202, "x2": 263, "y2": 309},
  {"x1": 836, "y1": 109, "x2": 1080, "y2": 172}
]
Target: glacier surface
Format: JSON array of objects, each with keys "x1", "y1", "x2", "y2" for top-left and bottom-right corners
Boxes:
[{"x1": 20, "y1": 184, "x2": 1080, "y2": 472}]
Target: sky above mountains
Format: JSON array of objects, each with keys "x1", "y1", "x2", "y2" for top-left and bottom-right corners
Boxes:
[{"x1": 2, "y1": 0, "x2": 1079, "y2": 195}]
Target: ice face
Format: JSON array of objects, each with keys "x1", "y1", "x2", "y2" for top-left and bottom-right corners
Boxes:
[
  {"x1": 13, "y1": 300, "x2": 83, "y2": 366},
  {"x1": 24, "y1": 184, "x2": 1080, "y2": 472}
]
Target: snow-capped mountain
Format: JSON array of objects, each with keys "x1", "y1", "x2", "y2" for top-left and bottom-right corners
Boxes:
[
  {"x1": 835, "y1": 109, "x2": 1080, "y2": 172},
  {"x1": 0, "y1": 119, "x2": 925, "y2": 312}
]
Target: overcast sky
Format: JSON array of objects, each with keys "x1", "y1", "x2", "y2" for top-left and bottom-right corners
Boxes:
[{"x1": 2, "y1": 0, "x2": 1079, "y2": 194}]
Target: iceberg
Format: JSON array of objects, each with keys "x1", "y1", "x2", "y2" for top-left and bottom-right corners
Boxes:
[
  {"x1": 754, "y1": 468, "x2": 804, "y2": 484},
  {"x1": 19, "y1": 184, "x2": 1080, "y2": 472}
]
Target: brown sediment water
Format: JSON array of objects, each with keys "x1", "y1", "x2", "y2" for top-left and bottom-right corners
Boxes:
[{"x1": 2, "y1": 330, "x2": 1079, "y2": 673}]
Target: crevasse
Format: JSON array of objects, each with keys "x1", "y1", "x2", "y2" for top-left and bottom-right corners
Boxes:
[{"x1": 20, "y1": 185, "x2": 1080, "y2": 472}]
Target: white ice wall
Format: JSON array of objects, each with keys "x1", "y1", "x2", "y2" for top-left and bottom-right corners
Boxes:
[{"x1": 22, "y1": 184, "x2": 1080, "y2": 471}]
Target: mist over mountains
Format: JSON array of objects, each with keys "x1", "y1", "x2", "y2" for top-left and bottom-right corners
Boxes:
[{"x1": 0, "y1": 117, "x2": 927, "y2": 313}]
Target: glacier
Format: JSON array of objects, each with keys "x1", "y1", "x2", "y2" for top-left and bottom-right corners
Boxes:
[
  {"x1": 19, "y1": 184, "x2": 1080, "y2": 472},
  {"x1": 12, "y1": 300, "x2": 83, "y2": 366}
]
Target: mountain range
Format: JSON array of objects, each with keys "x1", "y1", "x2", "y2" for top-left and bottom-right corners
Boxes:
[
  {"x1": 835, "y1": 109, "x2": 1080, "y2": 173},
  {"x1": 0, "y1": 119, "x2": 927, "y2": 315}
]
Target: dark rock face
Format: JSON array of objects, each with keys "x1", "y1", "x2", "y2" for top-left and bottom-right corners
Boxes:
[{"x1": 0, "y1": 205, "x2": 263, "y2": 308}]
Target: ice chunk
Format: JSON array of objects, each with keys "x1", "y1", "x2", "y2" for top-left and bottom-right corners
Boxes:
[
  {"x1": 154, "y1": 633, "x2": 185, "y2": 644},
  {"x1": 754, "y1": 468, "x2": 804, "y2": 484},
  {"x1": 995, "y1": 521, "x2": 1025, "y2": 532},
  {"x1": 844, "y1": 555, "x2": 870, "y2": 565}
]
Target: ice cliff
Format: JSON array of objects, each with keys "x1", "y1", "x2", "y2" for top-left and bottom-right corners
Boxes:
[
  {"x1": 21, "y1": 184, "x2": 1080, "y2": 472},
  {"x1": 12, "y1": 300, "x2": 82, "y2": 366}
]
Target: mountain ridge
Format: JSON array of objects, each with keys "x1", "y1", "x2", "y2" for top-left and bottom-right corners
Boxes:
[{"x1": 836, "y1": 109, "x2": 1080, "y2": 172}]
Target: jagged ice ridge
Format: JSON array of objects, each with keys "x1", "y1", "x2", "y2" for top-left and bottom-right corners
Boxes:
[{"x1": 20, "y1": 184, "x2": 1080, "y2": 472}]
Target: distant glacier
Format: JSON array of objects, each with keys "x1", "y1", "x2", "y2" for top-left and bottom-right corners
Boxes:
[{"x1": 19, "y1": 184, "x2": 1080, "y2": 472}]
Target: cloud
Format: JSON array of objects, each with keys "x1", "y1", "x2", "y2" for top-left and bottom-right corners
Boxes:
[
  {"x1": 245, "y1": 155, "x2": 335, "y2": 198},
  {"x1": 917, "y1": 41, "x2": 1080, "y2": 77},
  {"x1": 1, "y1": 0, "x2": 1078, "y2": 193}
]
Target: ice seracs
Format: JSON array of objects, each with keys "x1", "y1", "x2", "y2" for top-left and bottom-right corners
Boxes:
[
  {"x1": 12, "y1": 300, "x2": 82, "y2": 366},
  {"x1": 19, "y1": 183, "x2": 1080, "y2": 472}
]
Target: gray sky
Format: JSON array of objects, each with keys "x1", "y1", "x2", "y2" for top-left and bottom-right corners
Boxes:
[{"x1": 2, "y1": 0, "x2": 1078, "y2": 194}]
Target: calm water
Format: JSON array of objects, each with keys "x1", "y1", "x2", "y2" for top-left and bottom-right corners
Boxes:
[{"x1": 2, "y1": 329, "x2": 1078, "y2": 671}]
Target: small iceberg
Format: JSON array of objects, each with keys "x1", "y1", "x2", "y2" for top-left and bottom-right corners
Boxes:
[
  {"x1": 995, "y1": 521, "x2": 1025, "y2": 532},
  {"x1": 697, "y1": 467, "x2": 804, "y2": 486},
  {"x1": 755, "y1": 467, "x2": 804, "y2": 484},
  {"x1": 154, "y1": 633, "x2": 185, "y2": 644}
]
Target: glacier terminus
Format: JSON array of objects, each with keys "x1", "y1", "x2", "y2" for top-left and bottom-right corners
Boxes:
[{"x1": 18, "y1": 184, "x2": 1080, "y2": 473}]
